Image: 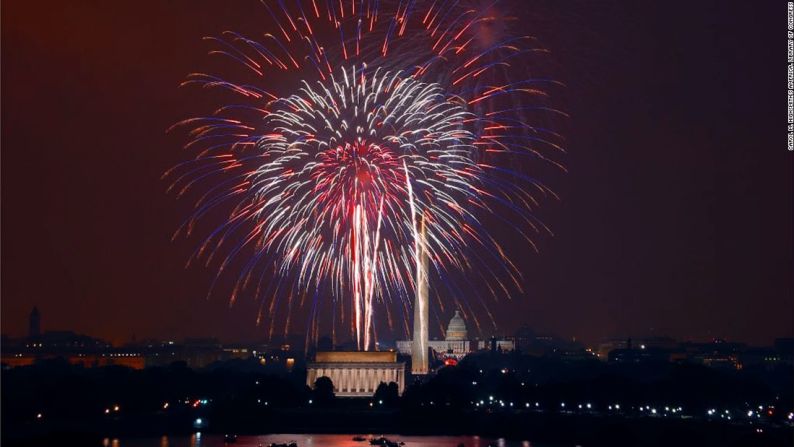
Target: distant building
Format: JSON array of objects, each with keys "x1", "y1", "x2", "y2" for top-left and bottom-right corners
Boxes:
[
  {"x1": 397, "y1": 310, "x2": 472, "y2": 359},
  {"x1": 1, "y1": 326, "x2": 144, "y2": 369},
  {"x1": 513, "y1": 326, "x2": 535, "y2": 352},
  {"x1": 740, "y1": 347, "x2": 787, "y2": 369},
  {"x1": 69, "y1": 353, "x2": 146, "y2": 369},
  {"x1": 26, "y1": 330, "x2": 111, "y2": 351},
  {"x1": 682, "y1": 340, "x2": 745, "y2": 370},
  {"x1": 29, "y1": 306, "x2": 41, "y2": 339},
  {"x1": 136, "y1": 338, "x2": 254, "y2": 368},
  {"x1": 306, "y1": 351, "x2": 406, "y2": 397},
  {"x1": 477, "y1": 337, "x2": 515, "y2": 352},
  {"x1": 446, "y1": 310, "x2": 468, "y2": 340},
  {"x1": 180, "y1": 338, "x2": 225, "y2": 368},
  {"x1": 608, "y1": 347, "x2": 669, "y2": 364},
  {"x1": 516, "y1": 332, "x2": 580, "y2": 356},
  {"x1": 598, "y1": 336, "x2": 678, "y2": 362},
  {"x1": 597, "y1": 338, "x2": 628, "y2": 360}
]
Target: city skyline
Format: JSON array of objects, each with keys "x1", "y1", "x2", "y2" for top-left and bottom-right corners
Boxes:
[
  {"x1": 3, "y1": 2, "x2": 792, "y2": 445},
  {"x1": 4, "y1": 303, "x2": 791, "y2": 350}
]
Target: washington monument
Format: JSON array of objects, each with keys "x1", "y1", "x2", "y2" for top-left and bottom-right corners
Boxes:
[{"x1": 412, "y1": 214, "x2": 429, "y2": 375}]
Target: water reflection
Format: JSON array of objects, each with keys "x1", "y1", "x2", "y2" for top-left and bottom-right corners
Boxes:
[{"x1": 120, "y1": 434, "x2": 550, "y2": 447}]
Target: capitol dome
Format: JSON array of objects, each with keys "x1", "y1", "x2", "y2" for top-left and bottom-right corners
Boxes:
[{"x1": 445, "y1": 310, "x2": 468, "y2": 341}]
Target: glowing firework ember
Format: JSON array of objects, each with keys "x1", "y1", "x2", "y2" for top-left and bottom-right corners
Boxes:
[{"x1": 168, "y1": 0, "x2": 565, "y2": 349}]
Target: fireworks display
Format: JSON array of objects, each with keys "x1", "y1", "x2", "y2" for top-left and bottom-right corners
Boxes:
[{"x1": 168, "y1": 0, "x2": 565, "y2": 349}]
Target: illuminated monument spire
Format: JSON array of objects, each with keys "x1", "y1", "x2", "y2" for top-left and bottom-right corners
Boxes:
[{"x1": 412, "y1": 215, "x2": 429, "y2": 375}]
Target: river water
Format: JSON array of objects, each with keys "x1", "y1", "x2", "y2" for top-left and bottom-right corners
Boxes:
[{"x1": 116, "y1": 434, "x2": 561, "y2": 447}]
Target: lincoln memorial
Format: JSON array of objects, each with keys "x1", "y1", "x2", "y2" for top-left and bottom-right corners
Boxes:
[{"x1": 306, "y1": 351, "x2": 406, "y2": 397}]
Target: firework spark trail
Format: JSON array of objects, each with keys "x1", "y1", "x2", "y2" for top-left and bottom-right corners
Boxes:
[
  {"x1": 364, "y1": 196, "x2": 385, "y2": 350},
  {"x1": 169, "y1": 0, "x2": 565, "y2": 348},
  {"x1": 240, "y1": 68, "x2": 479, "y2": 347}
]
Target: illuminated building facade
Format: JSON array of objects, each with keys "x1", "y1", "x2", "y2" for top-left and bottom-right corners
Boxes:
[
  {"x1": 306, "y1": 351, "x2": 406, "y2": 397},
  {"x1": 397, "y1": 310, "x2": 472, "y2": 360}
]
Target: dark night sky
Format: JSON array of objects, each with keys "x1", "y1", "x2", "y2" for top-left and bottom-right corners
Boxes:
[{"x1": 2, "y1": 1, "x2": 791, "y2": 346}]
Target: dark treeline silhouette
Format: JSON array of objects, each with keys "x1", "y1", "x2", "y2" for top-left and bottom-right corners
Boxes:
[
  {"x1": 3, "y1": 350, "x2": 793, "y2": 446},
  {"x1": 404, "y1": 350, "x2": 793, "y2": 414}
]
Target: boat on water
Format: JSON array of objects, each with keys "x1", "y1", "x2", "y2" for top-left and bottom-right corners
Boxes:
[
  {"x1": 268, "y1": 442, "x2": 298, "y2": 447},
  {"x1": 369, "y1": 437, "x2": 400, "y2": 447},
  {"x1": 223, "y1": 434, "x2": 237, "y2": 443},
  {"x1": 352, "y1": 436, "x2": 368, "y2": 442}
]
